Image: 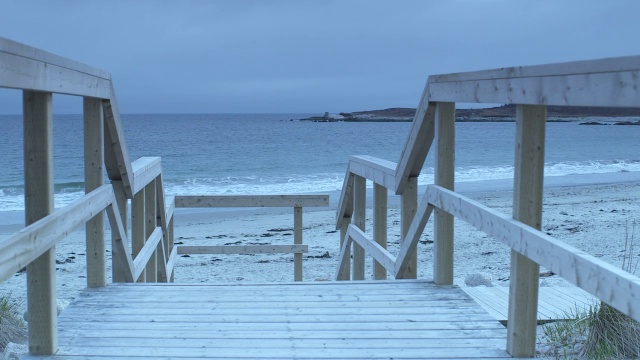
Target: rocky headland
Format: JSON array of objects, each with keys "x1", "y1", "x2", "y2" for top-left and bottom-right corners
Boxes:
[{"x1": 300, "y1": 104, "x2": 640, "y2": 124}]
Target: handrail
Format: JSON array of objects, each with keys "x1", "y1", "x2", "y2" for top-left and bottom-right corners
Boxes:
[
  {"x1": 174, "y1": 194, "x2": 329, "y2": 281},
  {"x1": 335, "y1": 55, "x2": 640, "y2": 357}
]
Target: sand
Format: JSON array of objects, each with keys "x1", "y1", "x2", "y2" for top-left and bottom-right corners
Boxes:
[{"x1": 2, "y1": 178, "x2": 640, "y2": 320}]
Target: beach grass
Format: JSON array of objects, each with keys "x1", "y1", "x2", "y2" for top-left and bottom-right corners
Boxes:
[{"x1": 0, "y1": 293, "x2": 26, "y2": 351}]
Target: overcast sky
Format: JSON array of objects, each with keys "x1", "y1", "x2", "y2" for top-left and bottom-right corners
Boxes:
[{"x1": 1, "y1": 1, "x2": 639, "y2": 114}]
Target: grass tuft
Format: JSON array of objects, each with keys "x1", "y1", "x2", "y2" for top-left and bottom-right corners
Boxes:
[{"x1": 0, "y1": 294, "x2": 27, "y2": 351}]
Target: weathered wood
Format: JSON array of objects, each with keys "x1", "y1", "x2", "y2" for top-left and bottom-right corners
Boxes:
[
  {"x1": 346, "y1": 225, "x2": 396, "y2": 275},
  {"x1": 335, "y1": 168, "x2": 354, "y2": 229},
  {"x1": 395, "y1": 101, "x2": 436, "y2": 194},
  {"x1": 177, "y1": 245, "x2": 308, "y2": 255},
  {"x1": 132, "y1": 228, "x2": 163, "y2": 281},
  {"x1": 0, "y1": 37, "x2": 111, "y2": 98},
  {"x1": 168, "y1": 216, "x2": 175, "y2": 282},
  {"x1": 373, "y1": 183, "x2": 387, "y2": 280},
  {"x1": 144, "y1": 181, "x2": 157, "y2": 282},
  {"x1": 400, "y1": 177, "x2": 418, "y2": 279},
  {"x1": 105, "y1": 198, "x2": 135, "y2": 283},
  {"x1": 131, "y1": 189, "x2": 145, "y2": 282},
  {"x1": 337, "y1": 217, "x2": 351, "y2": 280},
  {"x1": 294, "y1": 206, "x2": 303, "y2": 281},
  {"x1": 102, "y1": 87, "x2": 134, "y2": 198},
  {"x1": 165, "y1": 245, "x2": 178, "y2": 282},
  {"x1": 23, "y1": 90, "x2": 56, "y2": 355},
  {"x1": 348, "y1": 155, "x2": 396, "y2": 189},
  {"x1": 110, "y1": 181, "x2": 128, "y2": 283},
  {"x1": 39, "y1": 281, "x2": 511, "y2": 359},
  {"x1": 165, "y1": 196, "x2": 175, "y2": 225},
  {"x1": 395, "y1": 195, "x2": 435, "y2": 279},
  {"x1": 176, "y1": 194, "x2": 329, "y2": 208},
  {"x1": 131, "y1": 157, "x2": 162, "y2": 195},
  {"x1": 83, "y1": 97, "x2": 106, "y2": 288},
  {"x1": 433, "y1": 102, "x2": 455, "y2": 285},
  {"x1": 507, "y1": 104, "x2": 546, "y2": 357},
  {"x1": 352, "y1": 176, "x2": 366, "y2": 280}
]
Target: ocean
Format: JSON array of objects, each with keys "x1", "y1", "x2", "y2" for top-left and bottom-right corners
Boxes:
[{"x1": 0, "y1": 113, "x2": 639, "y2": 213}]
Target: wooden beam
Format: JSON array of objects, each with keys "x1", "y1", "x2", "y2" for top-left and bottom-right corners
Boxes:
[
  {"x1": 175, "y1": 194, "x2": 329, "y2": 208},
  {"x1": 426, "y1": 184, "x2": 640, "y2": 324},
  {"x1": 145, "y1": 180, "x2": 157, "y2": 282},
  {"x1": 0, "y1": 37, "x2": 111, "y2": 97},
  {"x1": 352, "y1": 176, "x2": 366, "y2": 280},
  {"x1": 294, "y1": 206, "x2": 303, "y2": 281},
  {"x1": 165, "y1": 245, "x2": 179, "y2": 281},
  {"x1": 110, "y1": 180, "x2": 128, "y2": 282},
  {"x1": 335, "y1": 235, "x2": 353, "y2": 281},
  {"x1": 131, "y1": 157, "x2": 162, "y2": 195},
  {"x1": 83, "y1": 97, "x2": 106, "y2": 288},
  {"x1": 347, "y1": 225, "x2": 396, "y2": 276},
  {"x1": 395, "y1": 101, "x2": 436, "y2": 194},
  {"x1": 348, "y1": 155, "x2": 396, "y2": 189},
  {"x1": 131, "y1": 189, "x2": 145, "y2": 282},
  {"x1": 507, "y1": 105, "x2": 546, "y2": 357},
  {"x1": 177, "y1": 245, "x2": 308, "y2": 255},
  {"x1": 373, "y1": 184, "x2": 387, "y2": 280},
  {"x1": 395, "y1": 195, "x2": 435, "y2": 279},
  {"x1": 105, "y1": 197, "x2": 135, "y2": 283},
  {"x1": 132, "y1": 228, "x2": 163, "y2": 281},
  {"x1": 433, "y1": 102, "x2": 455, "y2": 285},
  {"x1": 23, "y1": 90, "x2": 56, "y2": 355},
  {"x1": 102, "y1": 84, "x2": 133, "y2": 198},
  {"x1": 335, "y1": 169, "x2": 354, "y2": 230},
  {"x1": 400, "y1": 177, "x2": 418, "y2": 279}
]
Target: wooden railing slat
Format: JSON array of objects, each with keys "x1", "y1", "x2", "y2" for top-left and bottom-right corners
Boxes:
[
  {"x1": 132, "y1": 228, "x2": 164, "y2": 281},
  {"x1": 176, "y1": 195, "x2": 328, "y2": 208}
]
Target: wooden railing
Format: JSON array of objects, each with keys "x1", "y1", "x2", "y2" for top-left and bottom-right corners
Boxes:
[
  {"x1": 174, "y1": 194, "x2": 329, "y2": 281},
  {"x1": 335, "y1": 55, "x2": 640, "y2": 357}
]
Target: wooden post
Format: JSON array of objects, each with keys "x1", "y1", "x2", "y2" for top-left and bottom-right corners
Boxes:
[
  {"x1": 373, "y1": 183, "x2": 387, "y2": 280},
  {"x1": 111, "y1": 180, "x2": 128, "y2": 282},
  {"x1": 338, "y1": 218, "x2": 351, "y2": 280},
  {"x1": 83, "y1": 97, "x2": 106, "y2": 288},
  {"x1": 145, "y1": 180, "x2": 157, "y2": 282},
  {"x1": 507, "y1": 104, "x2": 546, "y2": 357},
  {"x1": 294, "y1": 206, "x2": 303, "y2": 281},
  {"x1": 352, "y1": 176, "x2": 366, "y2": 280},
  {"x1": 132, "y1": 190, "x2": 145, "y2": 282},
  {"x1": 169, "y1": 216, "x2": 175, "y2": 282},
  {"x1": 433, "y1": 102, "x2": 455, "y2": 285},
  {"x1": 23, "y1": 90, "x2": 57, "y2": 355},
  {"x1": 400, "y1": 177, "x2": 418, "y2": 279}
]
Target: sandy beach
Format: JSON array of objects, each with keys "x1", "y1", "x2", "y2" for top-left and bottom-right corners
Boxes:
[{"x1": 2, "y1": 176, "x2": 640, "y2": 318}]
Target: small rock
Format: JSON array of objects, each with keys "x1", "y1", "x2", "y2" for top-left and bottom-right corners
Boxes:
[
  {"x1": 3, "y1": 342, "x2": 28, "y2": 360},
  {"x1": 464, "y1": 272, "x2": 493, "y2": 287}
]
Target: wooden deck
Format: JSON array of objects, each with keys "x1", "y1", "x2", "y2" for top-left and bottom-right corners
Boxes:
[
  {"x1": 462, "y1": 286, "x2": 597, "y2": 324},
  {"x1": 25, "y1": 280, "x2": 515, "y2": 359}
]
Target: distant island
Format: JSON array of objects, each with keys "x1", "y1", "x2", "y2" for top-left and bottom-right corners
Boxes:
[{"x1": 299, "y1": 104, "x2": 640, "y2": 124}]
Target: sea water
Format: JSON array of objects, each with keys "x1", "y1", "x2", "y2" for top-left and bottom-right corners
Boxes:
[{"x1": 0, "y1": 113, "x2": 639, "y2": 214}]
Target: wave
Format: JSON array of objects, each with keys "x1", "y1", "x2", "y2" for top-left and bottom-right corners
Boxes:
[{"x1": 0, "y1": 160, "x2": 639, "y2": 212}]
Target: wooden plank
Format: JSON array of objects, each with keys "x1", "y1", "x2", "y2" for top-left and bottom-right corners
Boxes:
[
  {"x1": 102, "y1": 85, "x2": 134, "y2": 198},
  {"x1": 399, "y1": 177, "x2": 418, "y2": 279},
  {"x1": 105, "y1": 197, "x2": 135, "y2": 283},
  {"x1": 429, "y1": 55, "x2": 640, "y2": 83},
  {"x1": 425, "y1": 185, "x2": 640, "y2": 324},
  {"x1": 23, "y1": 90, "x2": 57, "y2": 355},
  {"x1": 335, "y1": 229, "x2": 352, "y2": 281},
  {"x1": 433, "y1": 102, "x2": 455, "y2": 285},
  {"x1": 109, "y1": 180, "x2": 129, "y2": 282},
  {"x1": 427, "y1": 69, "x2": 640, "y2": 108},
  {"x1": 294, "y1": 206, "x2": 303, "y2": 281},
  {"x1": 83, "y1": 97, "x2": 106, "y2": 288},
  {"x1": 177, "y1": 245, "x2": 308, "y2": 255},
  {"x1": 164, "y1": 245, "x2": 178, "y2": 282},
  {"x1": 373, "y1": 183, "x2": 387, "y2": 280},
  {"x1": 131, "y1": 157, "x2": 162, "y2": 195},
  {"x1": 395, "y1": 100, "x2": 436, "y2": 194},
  {"x1": 132, "y1": 228, "x2": 163, "y2": 281},
  {"x1": 131, "y1": 189, "x2": 145, "y2": 282},
  {"x1": 507, "y1": 104, "x2": 546, "y2": 357},
  {"x1": 0, "y1": 185, "x2": 115, "y2": 283},
  {"x1": 352, "y1": 175, "x2": 366, "y2": 280},
  {"x1": 0, "y1": 48, "x2": 111, "y2": 98},
  {"x1": 395, "y1": 194, "x2": 434, "y2": 279},
  {"x1": 346, "y1": 225, "x2": 396, "y2": 275},
  {"x1": 144, "y1": 180, "x2": 157, "y2": 282},
  {"x1": 335, "y1": 166, "x2": 354, "y2": 229},
  {"x1": 175, "y1": 194, "x2": 329, "y2": 208},
  {"x1": 348, "y1": 155, "x2": 396, "y2": 189},
  {"x1": 165, "y1": 195, "x2": 175, "y2": 224}
]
